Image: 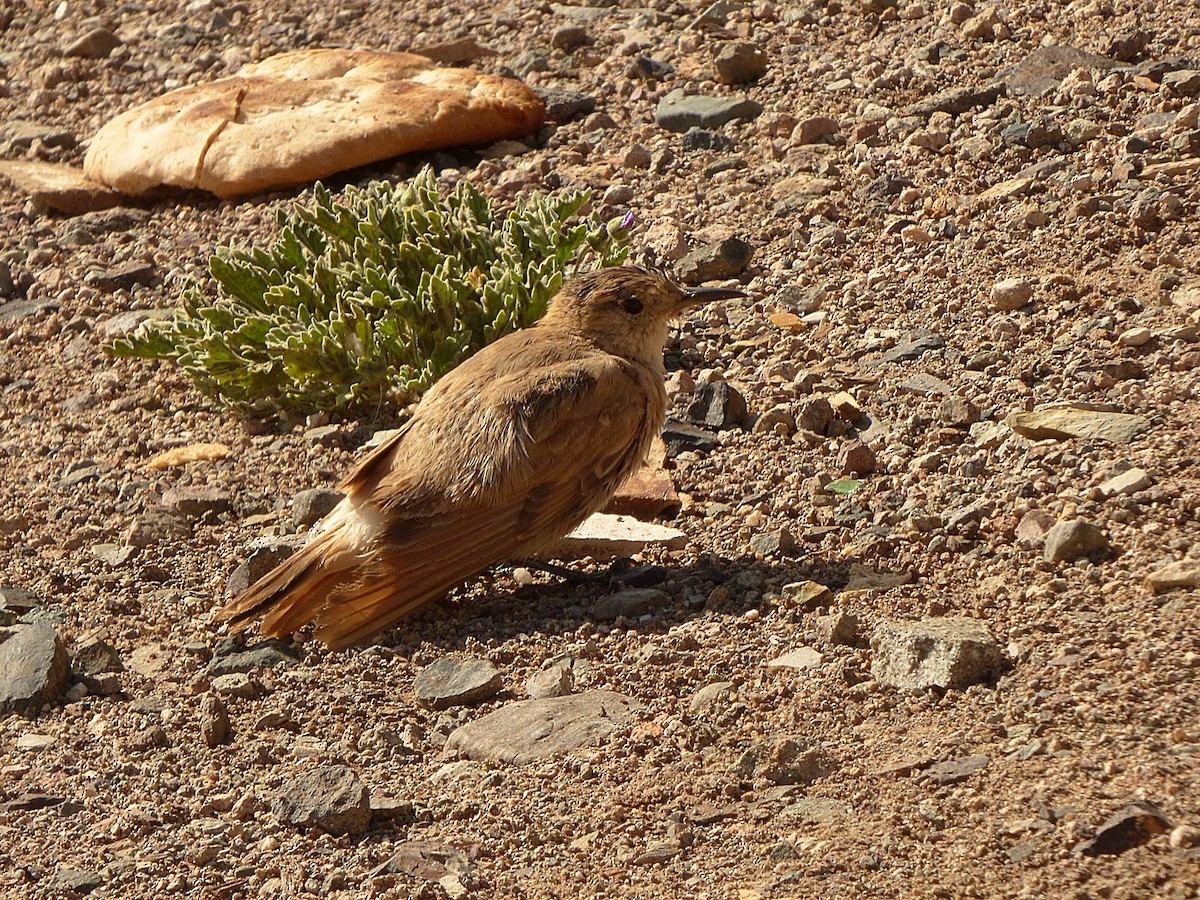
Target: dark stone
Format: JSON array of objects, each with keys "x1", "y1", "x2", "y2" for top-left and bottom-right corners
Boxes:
[
  {"x1": 713, "y1": 42, "x2": 768, "y2": 84},
  {"x1": 271, "y1": 765, "x2": 371, "y2": 835},
  {"x1": 591, "y1": 588, "x2": 669, "y2": 621},
  {"x1": 681, "y1": 128, "x2": 736, "y2": 152},
  {"x1": 537, "y1": 88, "x2": 596, "y2": 122},
  {"x1": 921, "y1": 754, "x2": 991, "y2": 785},
  {"x1": 655, "y1": 90, "x2": 763, "y2": 132},
  {"x1": 868, "y1": 330, "x2": 945, "y2": 366},
  {"x1": 904, "y1": 83, "x2": 1004, "y2": 117},
  {"x1": 225, "y1": 536, "x2": 305, "y2": 596},
  {"x1": 677, "y1": 237, "x2": 753, "y2": 284},
  {"x1": 64, "y1": 27, "x2": 121, "y2": 58},
  {"x1": 207, "y1": 637, "x2": 302, "y2": 676},
  {"x1": 1004, "y1": 45, "x2": 1123, "y2": 98},
  {"x1": 0, "y1": 621, "x2": 69, "y2": 715},
  {"x1": 413, "y1": 657, "x2": 503, "y2": 709},
  {"x1": 83, "y1": 261, "x2": 158, "y2": 293},
  {"x1": 1076, "y1": 801, "x2": 1171, "y2": 856},
  {"x1": 661, "y1": 418, "x2": 721, "y2": 457},
  {"x1": 685, "y1": 381, "x2": 748, "y2": 430},
  {"x1": 161, "y1": 486, "x2": 233, "y2": 518},
  {"x1": 627, "y1": 55, "x2": 674, "y2": 80},
  {"x1": 291, "y1": 487, "x2": 344, "y2": 527}
]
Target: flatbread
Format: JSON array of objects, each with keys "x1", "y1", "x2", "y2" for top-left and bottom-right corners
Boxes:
[{"x1": 83, "y1": 49, "x2": 545, "y2": 198}]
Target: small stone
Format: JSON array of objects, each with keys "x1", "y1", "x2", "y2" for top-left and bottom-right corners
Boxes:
[
  {"x1": 734, "y1": 736, "x2": 830, "y2": 784},
  {"x1": 796, "y1": 397, "x2": 835, "y2": 435},
  {"x1": 922, "y1": 754, "x2": 990, "y2": 785},
  {"x1": 16, "y1": 733, "x2": 56, "y2": 752},
  {"x1": 828, "y1": 391, "x2": 862, "y2": 420},
  {"x1": 1162, "y1": 70, "x2": 1200, "y2": 96},
  {"x1": 905, "y1": 84, "x2": 1004, "y2": 117},
  {"x1": 591, "y1": 588, "x2": 669, "y2": 621},
  {"x1": 84, "y1": 260, "x2": 157, "y2": 293},
  {"x1": 713, "y1": 42, "x2": 767, "y2": 84},
  {"x1": 413, "y1": 657, "x2": 503, "y2": 709},
  {"x1": 0, "y1": 622, "x2": 69, "y2": 716},
  {"x1": 272, "y1": 765, "x2": 371, "y2": 835},
  {"x1": 0, "y1": 160, "x2": 123, "y2": 215},
  {"x1": 161, "y1": 487, "x2": 233, "y2": 518},
  {"x1": 779, "y1": 580, "x2": 833, "y2": 610},
  {"x1": 991, "y1": 277, "x2": 1035, "y2": 311},
  {"x1": 1005, "y1": 406, "x2": 1149, "y2": 444},
  {"x1": 1118, "y1": 326, "x2": 1152, "y2": 347},
  {"x1": 871, "y1": 617, "x2": 1007, "y2": 690},
  {"x1": 53, "y1": 867, "x2": 105, "y2": 893},
  {"x1": 525, "y1": 666, "x2": 573, "y2": 700},
  {"x1": 749, "y1": 527, "x2": 796, "y2": 557},
  {"x1": 1098, "y1": 467, "x2": 1151, "y2": 497},
  {"x1": 1076, "y1": 801, "x2": 1171, "y2": 856},
  {"x1": 72, "y1": 636, "x2": 124, "y2": 679},
  {"x1": 655, "y1": 90, "x2": 763, "y2": 132},
  {"x1": 212, "y1": 672, "x2": 263, "y2": 699},
  {"x1": 445, "y1": 691, "x2": 643, "y2": 763},
  {"x1": 767, "y1": 647, "x2": 823, "y2": 671},
  {"x1": 685, "y1": 381, "x2": 748, "y2": 430},
  {"x1": 662, "y1": 419, "x2": 720, "y2": 456},
  {"x1": 677, "y1": 237, "x2": 753, "y2": 285},
  {"x1": 146, "y1": 442, "x2": 231, "y2": 470},
  {"x1": 537, "y1": 88, "x2": 596, "y2": 122},
  {"x1": 225, "y1": 536, "x2": 304, "y2": 596},
  {"x1": 751, "y1": 403, "x2": 796, "y2": 436},
  {"x1": 208, "y1": 638, "x2": 302, "y2": 676},
  {"x1": 839, "y1": 441, "x2": 877, "y2": 475},
  {"x1": 291, "y1": 488, "x2": 344, "y2": 527},
  {"x1": 689, "y1": 681, "x2": 734, "y2": 713},
  {"x1": 1043, "y1": 520, "x2": 1108, "y2": 563},
  {"x1": 64, "y1": 27, "x2": 121, "y2": 58},
  {"x1": 201, "y1": 694, "x2": 231, "y2": 747},
  {"x1": 939, "y1": 397, "x2": 980, "y2": 426},
  {"x1": 792, "y1": 115, "x2": 839, "y2": 144},
  {"x1": 1146, "y1": 559, "x2": 1200, "y2": 593},
  {"x1": 550, "y1": 25, "x2": 589, "y2": 51},
  {"x1": 1015, "y1": 509, "x2": 1057, "y2": 549},
  {"x1": 1170, "y1": 825, "x2": 1200, "y2": 849},
  {"x1": 816, "y1": 612, "x2": 859, "y2": 645},
  {"x1": 90, "y1": 543, "x2": 135, "y2": 567},
  {"x1": 961, "y1": 6, "x2": 1002, "y2": 39}
]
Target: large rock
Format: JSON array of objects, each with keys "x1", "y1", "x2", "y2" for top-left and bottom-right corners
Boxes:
[
  {"x1": 271, "y1": 765, "x2": 371, "y2": 835},
  {"x1": 84, "y1": 49, "x2": 545, "y2": 198},
  {"x1": 0, "y1": 622, "x2": 70, "y2": 716},
  {"x1": 445, "y1": 691, "x2": 643, "y2": 763},
  {"x1": 1005, "y1": 405, "x2": 1149, "y2": 444},
  {"x1": 871, "y1": 618, "x2": 1006, "y2": 690}
]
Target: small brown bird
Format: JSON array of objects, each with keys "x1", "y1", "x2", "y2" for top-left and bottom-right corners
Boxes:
[{"x1": 218, "y1": 266, "x2": 745, "y2": 649}]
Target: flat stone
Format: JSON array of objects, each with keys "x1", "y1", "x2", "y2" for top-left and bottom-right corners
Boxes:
[
  {"x1": 661, "y1": 418, "x2": 720, "y2": 456},
  {"x1": 64, "y1": 27, "x2": 121, "y2": 58},
  {"x1": 89, "y1": 543, "x2": 135, "y2": 567},
  {"x1": 225, "y1": 535, "x2": 305, "y2": 596},
  {"x1": 271, "y1": 765, "x2": 371, "y2": 835},
  {"x1": 871, "y1": 617, "x2": 1007, "y2": 690},
  {"x1": 779, "y1": 580, "x2": 833, "y2": 610},
  {"x1": 1098, "y1": 467, "x2": 1151, "y2": 497},
  {"x1": 591, "y1": 588, "x2": 669, "y2": 621},
  {"x1": 654, "y1": 90, "x2": 763, "y2": 132},
  {"x1": 0, "y1": 121, "x2": 75, "y2": 154},
  {"x1": 413, "y1": 657, "x2": 503, "y2": 709},
  {"x1": 84, "y1": 260, "x2": 158, "y2": 292},
  {"x1": 749, "y1": 527, "x2": 796, "y2": 557},
  {"x1": 445, "y1": 691, "x2": 643, "y2": 764},
  {"x1": 922, "y1": 754, "x2": 991, "y2": 785},
  {"x1": 375, "y1": 840, "x2": 474, "y2": 883},
  {"x1": 53, "y1": 867, "x2": 105, "y2": 893},
  {"x1": 689, "y1": 681, "x2": 734, "y2": 713},
  {"x1": 844, "y1": 563, "x2": 912, "y2": 592},
  {"x1": 161, "y1": 486, "x2": 233, "y2": 517},
  {"x1": 551, "y1": 513, "x2": 687, "y2": 559},
  {"x1": 1075, "y1": 801, "x2": 1171, "y2": 856},
  {"x1": 15, "y1": 733, "x2": 56, "y2": 751},
  {"x1": 1005, "y1": 45, "x2": 1122, "y2": 97},
  {"x1": 1015, "y1": 509, "x2": 1057, "y2": 549},
  {"x1": 793, "y1": 114, "x2": 839, "y2": 144},
  {"x1": 536, "y1": 88, "x2": 596, "y2": 122},
  {"x1": 0, "y1": 622, "x2": 69, "y2": 715},
  {"x1": 1005, "y1": 405, "x2": 1149, "y2": 444},
  {"x1": 0, "y1": 161, "x2": 124, "y2": 215},
  {"x1": 207, "y1": 637, "x2": 302, "y2": 676},
  {"x1": 1043, "y1": 520, "x2": 1108, "y2": 563},
  {"x1": 734, "y1": 735, "x2": 830, "y2": 785},
  {"x1": 904, "y1": 83, "x2": 1004, "y2": 117},
  {"x1": 868, "y1": 330, "x2": 945, "y2": 366},
  {"x1": 525, "y1": 666, "x2": 573, "y2": 700},
  {"x1": 767, "y1": 647, "x2": 823, "y2": 671},
  {"x1": 604, "y1": 443, "x2": 680, "y2": 518},
  {"x1": 685, "y1": 381, "x2": 748, "y2": 430},
  {"x1": 815, "y1": 612, "x2": 859, "y2": 646},
  {"x1": 1146, "y1": 559, "x2": 1200, "y2": 592}
]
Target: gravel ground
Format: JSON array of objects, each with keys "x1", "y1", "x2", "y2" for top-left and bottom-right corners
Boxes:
[{"x1": 2, "y1": 0, "x2": 1199, "y2": 898}]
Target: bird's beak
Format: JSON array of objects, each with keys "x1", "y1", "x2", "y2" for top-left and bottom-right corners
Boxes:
[{"x1": 677, "y1": 285, "x2": 748, "y2": 309}]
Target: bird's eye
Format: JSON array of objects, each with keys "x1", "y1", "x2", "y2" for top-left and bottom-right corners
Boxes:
[{"x1": 621, "y1": 296, "x2": 644, "y2": 315}]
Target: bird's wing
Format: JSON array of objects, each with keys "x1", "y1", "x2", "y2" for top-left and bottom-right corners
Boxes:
[{"x1": 305, "y1": 354, "x2": 654, "y2": 648}]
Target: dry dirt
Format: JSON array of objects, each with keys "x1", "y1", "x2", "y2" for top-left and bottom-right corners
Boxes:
[{"x1": 2, "y1": 0, "x2": 1200, "y2": 898}]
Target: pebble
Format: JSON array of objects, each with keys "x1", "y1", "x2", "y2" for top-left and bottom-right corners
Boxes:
[
  {"x1": 713, "y1": 42, "x2": 767, "y2": 85},
  {"x1": 1075, "y1": 801, "x2": 1171, "y2": 856},
  {"x1": 767, "y1": 647, "x2": 823, "y2": 671},
  {"x1": 921, "y1": 754, "x2": 991, "y2": 786},
  {"x1": 871, "y1": 617, "x2": 1006, "y2": 690},
  {"x1": 734, "y1": 736, "x2": 830, "y2": 784},
  {"x1": 793, "y1": 115, "x2": 839, "y2": 144},
  {"x1": 53, "y1": 867, "x2": 106, "y2": 893},
  {"x1": 749, "y1": 527, "x2": 796, "y2": 557},
  {"x1": 161, "y1": 487, "x2": 233, "y2": 518},
  {"x1": 413, "y1": 657, "x2": 503, "y2": 709},
  {"x1": 1043, "y1": 520, "x2": 1109, "y2": 563},
  {"x1": 1118, "y1": 326, "x2": 1152, "y2": 347},
  {"x1": 225, "y1": 536, "x2": 304, "y2": 596},
  {"x1": 1005, "y1": 406, "x2": 1149, "y2": 444},
  {"x1": 525, "y1": 665, "x2": 573, "y2": 699},
  {"x1": 536, "y1": 88, "x2": 596, "y2": 122},
  {"x1": 991, "y1": 277, "x2": 1035, "y2": 311},
  {"x1": 591, "y1": 588, "x2": 669, "y2": 621},
  {"x1": 552, "y1": 512, "x2": 688, "y2": 558},
  {"x1": 0, "y1": 621, "x2": 69, "y2": 716},
  {"x1": 207, "y1": 638, "x2": 301, "y2": 676},
  {"x1": 779, "y1": 580, "x2": 833, "y2": 610},
  {"x1": 1097, "y1": 467, "x2": 1151, "y2": 497},
  {"x1": 1015, "y1": 509, "x2": 1056, "y2": 548},
  {"x1": 201, "y1": 694, "x2": 231, "y2": 747},
  {"x1": 816, "y1": 612, "x2": 859, "y2": 645},
  {"x1": 1146, "y1": 559, "x2": 1200, "y2": 593},
  {"x1": 291, "y1": 488, "x2": 344, "y2": 526},
  {"x1": 64, "y1": 27, "x2": 122, "y2": 58},
  {"x1": 445, "y1": 691, "x2": 643, "y2": 764},
  {"x1": 271, "y1": 765, "x2": 371, "y2": 835},
  {"x1": 655, "y1": 90, "x2": 764, "y2": 132},
  {"x1": 1169, "y1": 825, "x2": 1200, "y2": 850},
  {"x1": 550, "y1": 25, "x2": 589, "y2": 51},
  {"x1": 839, "y1": 441, "x2": 877, "y2": 475}
]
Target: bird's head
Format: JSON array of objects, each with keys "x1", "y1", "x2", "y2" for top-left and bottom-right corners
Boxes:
[{"x1": 541, "y1": 266, "x2": 746, "y2": 362}]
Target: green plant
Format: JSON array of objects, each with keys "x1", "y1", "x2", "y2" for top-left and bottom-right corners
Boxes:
[{"x1": 107, "y1": 167, "x2": 631, "y2": 416}]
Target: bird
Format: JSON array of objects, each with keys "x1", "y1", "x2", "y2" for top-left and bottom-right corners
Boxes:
[{"x1": 217, "y1": 266, "x2": 746, "y2": 649}]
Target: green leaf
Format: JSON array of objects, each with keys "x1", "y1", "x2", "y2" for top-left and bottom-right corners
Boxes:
[{"x1": 825, "y1": 479, "x2": 862, "y2": 495}]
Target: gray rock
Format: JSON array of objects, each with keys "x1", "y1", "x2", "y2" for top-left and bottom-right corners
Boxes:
[
  {"x1": 904, "y1": 83, "x2": 1004, "y2": 117},
  {"x1": 1015, "y1": 509, "x2": 1056, "y2": 548},
  {"x1": 734, "y1": 735, "x2": 830, "y2": 784},
  {"x1": 939, "y1": 397, "x2": 980, "y2": 426},
  {"x1": 591, "y1": 588, "x2": 669, "y2": 621},
  {"x1": 816, "y1": 612, "x2": 859, "y2": 646},
  {"x1": 922, "y1": 754, "x2": 991, "y2": 785},
  {"x1": 868, "y1": 330, "x2": 946, "y2": 366},
  {"x1": 1043, "y1": 520, "x2": 1108, "y2": 563},
  {"x1": 413, "y1": 657, "x2": 503, "y2": 709},
  {"x1": 537, "y1": 88, "x2": 596, "y2": 122},
  {"x1": 793, "y1": 115, "x2": 839, "y2": 144},
  {"x1": 64, "y1": 27, "x2": 121, "y2": 58},
  {"x1": 681, "y1": 128, "x2": 736, "y2": 152},
  {"x1": 0, "y1": 586, "x2": 39, "y2": 625},
  {"x1": 84, "y1": 261, "x2": 157, "y2": 293},
  {"x1": 212, "y1": 672, "x2": 263, "y2": 699},
  {"x1": 271, "y1": 765, "x2": 371, "y2": 835},
  {"x1": 749, "y1": 528, "x2": 796, "y2": 557},
  {"x1": 207, "y1": 637, "x2": 302, "y2": 677},
  {"x1": 655, "y1": 90, "x2": 763, "y2": 132},
  {"x1": 374, "y1": 839, "x2": 474, "y2": 883},
  {"x1": 1075, "y1": 801, "x2": 1171, "y2": 856},
  {"x1": 1163, "y1": 69, "x2": 1200, "y2": 96},
  {"x1": 525, "y1": 665, "x2": 574, "y2": 700},
  {"x1": 0, "y1": 121, "x2": 76, "y2": 154},
  {"x1": 225, "y1": 535, "x2": 305, "y2": 596},
  {"x1": 689, "y1": 680, "x2": 734, "y2": 713},
  {"x1": 292, "y1": 488, "x2": 344, "y2": 527},
  {"x1": 685, "y1": 381, "x2": 748, "y2": 430},
  {"x1": 549, "y1": 25, "x2": 589, "y2": 51},
  {"x1": 713, "y1": 42, "x2": 767, "y2": 84},
  {"x1": 662, "y1": 418, "x2": 720, "y2": 456},
  {"x1": 0, "y1": 621, "x2": 69, "y2": 715},
  {"x1": 161, "y1": 486, "x2": 233, "y2": 518},
  {"x1": 72, "y1": 637, "x2": 123, "y2": 677},
  {"x1": 53, "y1": 867, "x2": 105, "y2": 893},
  {"x1": 627, "y1": 55, "x2": 674, "y2": 80},
  {"x1": 445, "y1": 691, "x2": 643, "y2": 763},
  {"x1": 1005, "y1": 405, "x2": 1149, "y2": 444},
  {"x1": 871, "y1": 617, "x2": 1006, "y2": 690},
  {"x1": 677, "y1": 237, "x2": 753, "y2": 284}
]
